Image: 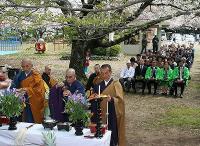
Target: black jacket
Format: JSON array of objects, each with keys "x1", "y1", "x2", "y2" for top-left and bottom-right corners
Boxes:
[{"x1": 134, "y1": 65, "x2": 147, "y2": 78}]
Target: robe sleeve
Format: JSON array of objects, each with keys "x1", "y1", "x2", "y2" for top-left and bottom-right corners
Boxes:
[
  {"x1": 10, "y1": 71, "x2": 22, "y2": 89},
  {"x1": 113, "y1": 81, "x2": 125, "y2": 117},
  {"x1": 25, "y1": 73, "x2": 45, "y2": 100}
]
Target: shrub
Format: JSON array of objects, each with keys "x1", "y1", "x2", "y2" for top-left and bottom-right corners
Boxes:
[
  {"x1": 109, "y1": 45, "x2": 121, "y2": 56},
  {"x1": 92, "y1": 45, "x2": 121, "y2": 56},
  {"x1": 92, "y1": 47, "x2": 107, "y2": 56}
]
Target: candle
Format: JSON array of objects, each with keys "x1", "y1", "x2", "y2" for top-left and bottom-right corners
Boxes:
[
  {"x1": 107, "y1": 101, "x2": 109, "y2": 128},
  {"x1": 98, "y1": 85, "x2": 100, "y2": 97}
]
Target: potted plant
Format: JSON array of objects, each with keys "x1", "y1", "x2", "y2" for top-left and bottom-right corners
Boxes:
[
  {"x1": 64, "y1": 92, "x2": 89, "y2": 136},
  {"x1": 0, "y1": 89, "x2": 25, "y2": 130}
]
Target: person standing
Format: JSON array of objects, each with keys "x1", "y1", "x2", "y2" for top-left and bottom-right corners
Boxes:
[
  {"x1": 11, "y1": 59, "x2": 45, "y2": 123},
  {"x1": 42, "y1": 65, "x2": 57, "y2": 88},
  {"x1": 85, "y1": 64, "x2": 102, "y2": 91},
  {"x1": 152, "y1": 35, "x2": 159, "y2": 53},
  {"x1": 141, "y1": 35, "x2": 147, "y2": 54},
  {"x1": 84, "y1": 49, "x2": 91, "y2": 74},
  {"x1": 90, "y1": 64, "x2": 126, "y2": 146}
]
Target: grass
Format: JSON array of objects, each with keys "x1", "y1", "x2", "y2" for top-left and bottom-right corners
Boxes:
[
  {"x1": 3, "y1": 43, "x2": 70, "y2": 58},
  {"x1": 158, "y1": 105, "x2": 200, "y2": 128}
]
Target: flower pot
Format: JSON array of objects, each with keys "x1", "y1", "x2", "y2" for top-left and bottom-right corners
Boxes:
[
  {"x1": 8, "y1": 117, "x2": 17, "y2": 130},
  {"x1": 74, "y1": 120, "x2": 84, "y2": 136}
]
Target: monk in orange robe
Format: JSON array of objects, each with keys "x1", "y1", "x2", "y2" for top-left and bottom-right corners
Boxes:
[{"x1": 11, "y1": 59, "x2": 45, "y2": 123}]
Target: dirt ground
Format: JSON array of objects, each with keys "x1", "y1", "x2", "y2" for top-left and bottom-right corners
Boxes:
[{"x1": 1, "y1": 43, "x2": 200, "y2": 146}]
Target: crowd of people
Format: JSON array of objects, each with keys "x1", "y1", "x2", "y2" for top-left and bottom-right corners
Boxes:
[
  {"x1": 120, "y1": 43, "x2": 194, "y2": 98},
  {"x1": 0, "y1": 59, "x2": 125, "y2": 146},
  {"x1": 0, "y1": 42, "x2": 195, "y2": 146}
]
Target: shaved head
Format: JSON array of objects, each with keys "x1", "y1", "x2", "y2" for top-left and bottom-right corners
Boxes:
[
  {"x1": 65, "y1": 68, "x2": 76, "y2": 84},
  {"x1": 21, "y1": 58, "x2": 33, "y2": 66},
  {"x1": 21, "y1": 58, "x2": 33, "y2": 73},
  {"x1": 44, "y1": 64, "x2": 52, "y2": 75}
]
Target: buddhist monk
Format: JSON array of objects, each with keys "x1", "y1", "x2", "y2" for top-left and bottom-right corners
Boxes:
[
  {"x1": 85, "y1": 64, "x2": 102, "y2": 91},
  {"x1": 42, "y1": 65, "x2": 57, "y2": 88},
  {"x1": 49, "y1": 68, "x2": 85, "y2": 122},
  {"x1": 11, "y1": 59, "x2": 45, "y2": 123},
  {"x1": 90, "y1": 64, "x2": 126, "y2": 146}
]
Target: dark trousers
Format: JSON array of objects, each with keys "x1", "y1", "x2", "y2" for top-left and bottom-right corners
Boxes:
[
  {"x1": 153, "y1": 45, "x2": 158, "y2": 53},
  {"x1": 141, "y1": 46, "x2": 147, "y2": 54},
  {"x1": 147, "y1": 79, "x2": 158, "y2": 94},
  {"x1": 132, "y1": 79, "x2": 146, "y2": 93},
  {"x1": 173, "y1": 81, "x2": 186, "y2": 96},
  {"x1": 119, "y1": 78, "x2": 132, "y2": 91}
]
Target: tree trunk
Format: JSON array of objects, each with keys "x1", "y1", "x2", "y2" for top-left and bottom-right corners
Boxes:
[{"x1": 69, "y1": 40, "x2": 88, "y2": 83}]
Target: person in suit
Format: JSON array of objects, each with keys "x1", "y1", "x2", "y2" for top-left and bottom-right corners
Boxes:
[
  {"x1": 141, "y1": 35, "x2": 147, "y2": 54},
  {"x1": 152, "y1": 35, "x2": 159, "y2": 53},
  {"x1": 132, "y1": 59, "x2": 147, "y2": 94},
  {"x1": 145, "y1": 60, "x2": 161, "y2": 95}
]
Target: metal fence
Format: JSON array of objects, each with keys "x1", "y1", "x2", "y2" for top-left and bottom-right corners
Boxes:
[{"x1": 0, "y1": 38, "x2": 22, "y2": 51}]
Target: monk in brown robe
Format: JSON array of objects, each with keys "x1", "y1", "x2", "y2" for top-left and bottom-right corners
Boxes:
[
  {"x1": 11, "y1": 59, "x2": 45, "y2": 123},
  {"x1": 90, "y1": 64, "x2": 126, "y2": 146}
]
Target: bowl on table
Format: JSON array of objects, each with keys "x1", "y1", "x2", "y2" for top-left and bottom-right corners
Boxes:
[
  {"x1": 42, "y1": 119, "x2": 57, "y2": 130},
  {"x1": 57, "y1": 122, "x2": 71, "y2": 131},
  {"x1": 88, "y1": 123, "x2": 107, "y2": 134}
]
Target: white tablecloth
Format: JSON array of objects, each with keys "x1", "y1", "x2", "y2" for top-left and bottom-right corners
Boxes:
[{"x1": 0, "y1": 122, "x2": 111, "y2": 146}]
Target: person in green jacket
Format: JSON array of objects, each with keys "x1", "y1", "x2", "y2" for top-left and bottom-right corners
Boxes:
[
  {"x1": 159, "y1": 62, "x2": 173, "y2": 95},
  {"x1": 171, "y1": 60, "x2": 190, "y2": 98},
  {"x1": 145, "y1": 60, "x2": 162, "y2": 95}
]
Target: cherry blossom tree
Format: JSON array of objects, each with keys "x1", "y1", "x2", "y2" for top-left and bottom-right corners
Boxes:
[{"x1": 1, "y1": 0, "x2": 200, "y2": 80}]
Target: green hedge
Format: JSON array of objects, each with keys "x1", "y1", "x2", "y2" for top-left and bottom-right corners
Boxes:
[
  {"x1": 92, "y1": 45, "x2": 121, "y2": 57},
  {"x1": 109, "y1": 45, "x2": 121, "y2": 56}
]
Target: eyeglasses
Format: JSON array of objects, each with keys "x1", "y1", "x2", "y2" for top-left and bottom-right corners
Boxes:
[{"x1": 66, "y1": 76, "x2": 73, "y2": 79}]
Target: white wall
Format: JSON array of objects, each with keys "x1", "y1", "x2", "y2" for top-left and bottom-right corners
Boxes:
[
  {"x1": 121, "y1": 43, "x2": 141, "y2": 55},
  {"x1": 121, "y1": 31, "x2": 142, "y2": 55}
]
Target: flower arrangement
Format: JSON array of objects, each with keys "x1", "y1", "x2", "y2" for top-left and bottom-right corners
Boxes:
[
  {"x1": 0, "y1": 88, "x2": 25, "y2": 118},
  {"x1": 64, "y1": 91, "x2": 89, "y2": 126}
]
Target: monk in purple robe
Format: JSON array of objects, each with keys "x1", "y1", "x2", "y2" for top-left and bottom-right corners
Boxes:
[{"x1": 49, "y1": 68, "x2": 85, "y2": 122}]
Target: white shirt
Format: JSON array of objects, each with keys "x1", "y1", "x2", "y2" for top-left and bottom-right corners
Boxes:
[
  {"x1": 25, "y1": 71, "x2": 32, "y2": 77},
  {"x1": 180, "y1": 67, "x2": 183, "y2": 80},
  {"x1": 104, "y1": 78, "x2": 112, "y2": 86},
  {"x1": 120, "y1": 67, "x2": 135, "y2": 78}
]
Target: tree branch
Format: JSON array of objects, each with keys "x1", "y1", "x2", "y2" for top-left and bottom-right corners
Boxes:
[
  {"x1": 99, "y1": 9, "x2": 200, "y2": 48},
  {"x1": 151, "y1": 3, "x2": 187, "y2": 11},
  {"x1": 0, "y1": 0, "x2": 148, "y2": 13}
]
